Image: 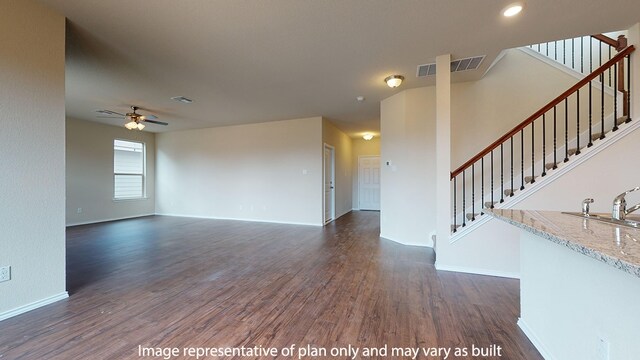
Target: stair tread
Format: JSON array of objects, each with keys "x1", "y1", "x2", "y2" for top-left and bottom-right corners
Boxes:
[
  {"x1": 616, "y1": 116, "x2": 628, "y2": 126},
  {"x1": 465, "y1": 213, "x2": 480, "y2": 220}
]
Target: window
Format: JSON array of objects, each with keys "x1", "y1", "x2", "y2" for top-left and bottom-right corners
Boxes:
[{"x1": 114, "y1": 139, "x2": 145, "y2": 199}]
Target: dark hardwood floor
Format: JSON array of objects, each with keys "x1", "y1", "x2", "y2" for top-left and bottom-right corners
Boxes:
[{"x1": 0, "y1": 212, "x2": 541, "y2": 359}]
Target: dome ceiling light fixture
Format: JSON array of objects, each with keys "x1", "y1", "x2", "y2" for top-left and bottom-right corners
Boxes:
[
  {"x1": 384, "y1": 75, "x2": 404, "y2": 88},
  {"x1": 363, "y1": 133, "x2": 374, "y2": 141},
  {"x1": 502, "y1": 3, "x2": 523, "y2": 17}
]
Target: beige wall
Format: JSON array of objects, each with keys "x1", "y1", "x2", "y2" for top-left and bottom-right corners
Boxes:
[
  {"x1": 452, "y1": 48, "x2": 612, "y2": 168},
  {"x1": 352, "y1": 138, "x2": 380, "y2": 209},
  {"x1": 0, "y1": 0, "x2": 66, "y2": 317},
  {"x1": 380, "y1": 47, "x2": 612, "y2": 249},
  {"x1": 380, "y1": 88, "x2": 437, "y2": 246},
  {"x1": 156, "y1": 117, "x2": 323, "y2": 226},
  {"x1": 66, "y1": 118, "x2": 156, "y2": 226},
  {"x1": 322, "y1": 119, "x2": 353, "y2": 218}
]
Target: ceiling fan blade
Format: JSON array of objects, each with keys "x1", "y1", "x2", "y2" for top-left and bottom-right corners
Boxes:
[
  {"x1": 143, "y1": 114, "x2": 158, "y2": 120},
  {"x1": 97, "y1": 116, "x2": 125, "y2": 119},
  {"x1": 96, "y1": 110, "x2": 125, "y2": 116},
  {"x1": 145, "y1": 119, "x2": 169, "y2": 126}
]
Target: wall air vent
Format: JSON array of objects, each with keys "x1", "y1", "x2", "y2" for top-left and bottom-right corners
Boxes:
[{"x1": 416, "y1": 55, "x2": 485, "y2": 77}]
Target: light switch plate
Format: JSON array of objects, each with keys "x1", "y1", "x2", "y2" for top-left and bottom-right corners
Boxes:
[{"x1": 0, "y1": 266, "x2": 10, "y2": 282}]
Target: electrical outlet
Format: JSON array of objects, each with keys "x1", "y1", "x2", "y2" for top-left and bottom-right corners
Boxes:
[
  {"x1": 597, "y1": 337, "x2": 610, "y2": 360},
  {"x1": 77, "y1": 207, "x2": 82, "y2": 214},
  {"x1": 0, "y1": 266, "x2": 10, "y2": 283}
]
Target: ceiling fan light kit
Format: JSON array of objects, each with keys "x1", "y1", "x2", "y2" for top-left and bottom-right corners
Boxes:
[{"x1": 95, "y1": 105, "x2": 168, "y2": 130}]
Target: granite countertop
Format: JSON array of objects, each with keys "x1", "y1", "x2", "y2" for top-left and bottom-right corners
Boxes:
[{"x1": 486, "y1": 209, "x2": 640, "y2": 278}]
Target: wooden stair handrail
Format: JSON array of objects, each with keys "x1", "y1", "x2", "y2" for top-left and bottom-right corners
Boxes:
[
  {"x1": 592, "y1": 34, "x2": 627, "y2": 51},
  {"x1": 451, "y1": 45, "x2": 635, "y2": 179}
]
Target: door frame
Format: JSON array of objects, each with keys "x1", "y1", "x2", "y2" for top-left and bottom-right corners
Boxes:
[
  {"x1": 357, "y1": 155, "x2": 381, "y2": 211},
  {"x1": 323, "y1": 143, "x2": 335, "y2": 225}
]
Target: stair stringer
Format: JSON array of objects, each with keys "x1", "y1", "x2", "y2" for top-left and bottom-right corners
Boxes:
[{"x1": 436, "y1": 119, "x2": 640, "y2": 278}]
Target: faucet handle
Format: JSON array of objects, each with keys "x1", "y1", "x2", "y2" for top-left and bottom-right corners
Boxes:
[
  {"x1": 582, "y1": 198, "x2": 594, "y2": 215},
  {"x1": 624, "y1": 186, "x2": 640, "y2": 194},
  {"x1": 615, "y1": 187, "x2": 640, "y2": 202}
]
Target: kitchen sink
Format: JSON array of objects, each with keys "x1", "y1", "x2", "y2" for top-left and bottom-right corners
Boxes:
[{"x1": 562, "y1": 212, "x2": 640, "y2": 229}]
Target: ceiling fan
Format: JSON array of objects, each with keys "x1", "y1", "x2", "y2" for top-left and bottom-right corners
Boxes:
[{"x1": 96, "y1": 106, "x2": 168, "y2": 130}]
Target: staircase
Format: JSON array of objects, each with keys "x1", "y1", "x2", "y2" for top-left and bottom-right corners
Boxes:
[{"x1": 450, "y1": 34, "x2": 635, "y2": 235}]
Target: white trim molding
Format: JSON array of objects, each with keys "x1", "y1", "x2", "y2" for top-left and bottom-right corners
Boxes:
[
  {"x1": 518, "y1": 318, "x2": 557, "y2": 360},
  {"x1": 380, "y1": 234, "x2": 434, "y2": 248},
  {"x1": 66, "y1": 213, "x2": 155, "y2": 227},
  {"x1": 156, "y1": 213, "x2": 323, "y2": 227},
  {"x1": 435, "y1": 263, "x2": 520, "y2": 279},
  {"x1": 0, "y1": 292, "x2": 68, "y2": 322}
]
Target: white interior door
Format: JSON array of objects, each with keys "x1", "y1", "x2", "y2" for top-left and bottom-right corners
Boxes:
[
  {"x1": 323, "y1": 145, "x2": 335, "y2": 224},
  {"x1": 359, "y1": 156, "x2": 380, "y2": 211}
]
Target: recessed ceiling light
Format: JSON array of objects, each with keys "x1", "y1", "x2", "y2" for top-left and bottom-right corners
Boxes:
[
  {"x1": 356, "y1": 96, "x2": 365, "y2": 102},
  {"x1": 171, "y1": 96, "x2": 193, "y2": 104},
  {"x1": 503, "y1": 3, "x2": 523, "y2": 17}
]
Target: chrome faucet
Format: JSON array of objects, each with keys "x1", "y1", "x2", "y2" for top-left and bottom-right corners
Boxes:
[
  {"x1": 582, "y1": 198, "x2": 594, "y2": 216},
  {"x1": 612, "y1": 187, "x2": 640, "y2": 220}
]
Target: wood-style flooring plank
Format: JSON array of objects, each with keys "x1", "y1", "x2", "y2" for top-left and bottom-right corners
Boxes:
[{"x1": 0, "y1": 212, "x2": 541, "y2": 359}]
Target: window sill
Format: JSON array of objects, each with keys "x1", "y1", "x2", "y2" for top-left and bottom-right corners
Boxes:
[{"x1": 113, "y1": 197, "x2": 150, "y2": 202}]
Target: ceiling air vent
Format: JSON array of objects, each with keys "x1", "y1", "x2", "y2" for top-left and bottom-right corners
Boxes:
[
  {"x1": 417, "y1": 63, "x2": 437, "y2": 77},
  {"x1": 416, "y1": 55, "x2": 485, "y2": 77},
  {"x1": 171, "y1": 96, "x2": 193, "y2": 104}
]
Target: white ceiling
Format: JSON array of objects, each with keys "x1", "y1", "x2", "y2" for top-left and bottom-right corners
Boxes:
[{"x1": 38, "y1": 0, "x2": 640, "y2": 136}]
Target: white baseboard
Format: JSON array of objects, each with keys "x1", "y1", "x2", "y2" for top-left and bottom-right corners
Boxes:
[
  {"x1": 434, "y1": 263, "x2": 520, "y2": 279},
  {"x1": 66, "y1": 214, "x2": 155, "y2": 227},
  {"x1": 156, "y1": 213, "x2": 322, "y2": 227},
  {"x1": 518, "y1": 318, "x2": 556, "y2": 360},
  {"x1": 335, "y1": 209, "x2": 352, "y2": 220},
  {"x1": 379, "y1": 234, "x2": 434, "y2": 248},
  {"x1": 0, "y1": 292, "x2": 68, "y2": 322}
]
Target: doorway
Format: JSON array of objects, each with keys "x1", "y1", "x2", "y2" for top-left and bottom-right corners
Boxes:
[
  {"x1": 323, "y1": 144, "x2": 335, "y2": 224},
  {"x1": 358, "y1": 156, "x2": 380, "y2": 211}
]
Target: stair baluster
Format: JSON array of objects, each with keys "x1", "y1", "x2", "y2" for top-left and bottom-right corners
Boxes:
[
  {"x1": 613, "y1": 63, "x2": 619, "y2": 132},
  {"x1": 542, "y1": 114, "x2": 547, "y2": 177},
  {"x1": 564, "y1": 98, "x2": 569, "y2": 162},
  {"x1": 600, "y1": 73, "x2": 605, "y2": 140},
  {"x1": 530, "y1": 122, "x2": 535, "y2": 183},
  {"x1": 520, "y1": 129, "x2": 524, "y2": 190},
  {"x1": 576, "y1": 89, "x2": 581, "y2": 154}
]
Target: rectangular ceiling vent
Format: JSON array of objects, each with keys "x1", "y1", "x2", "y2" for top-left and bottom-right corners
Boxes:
[{"x1": 416, "y1": 55, "x2": 485, "y2": 77}]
